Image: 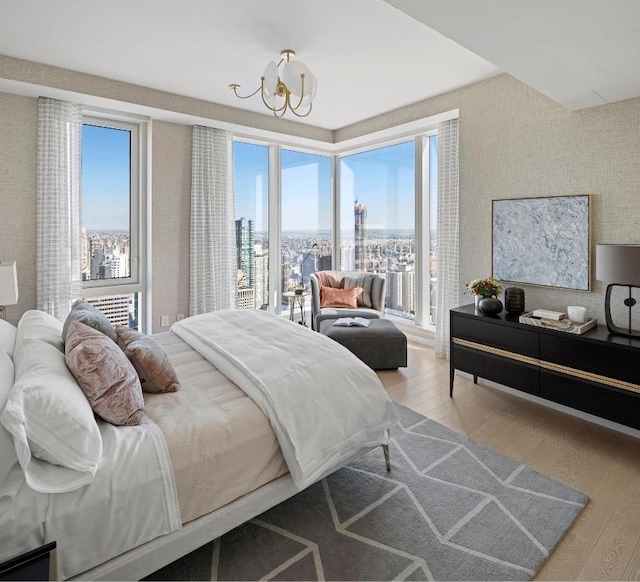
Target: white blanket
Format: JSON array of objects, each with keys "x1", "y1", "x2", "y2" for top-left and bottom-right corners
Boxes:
[
  {"x1": 0, "y1": 417, "x2": 181, "y2": 580},
  {"x1": 172, "y1": 310, "x2": 399, "y2": 489}
]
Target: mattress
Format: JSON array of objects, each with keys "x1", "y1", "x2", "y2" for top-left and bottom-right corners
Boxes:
[{"x1": 146, "y1": 331, "x2": 288, "y2": 524}]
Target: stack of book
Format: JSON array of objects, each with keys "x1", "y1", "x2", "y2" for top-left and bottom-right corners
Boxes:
[{"x1": 519, "y1": 310, "x2": 596, "y2": 335}]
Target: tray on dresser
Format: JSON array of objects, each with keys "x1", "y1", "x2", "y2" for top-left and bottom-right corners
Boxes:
[{"x1": 518, "y1": 312, "x2": 597, "y2": 335}]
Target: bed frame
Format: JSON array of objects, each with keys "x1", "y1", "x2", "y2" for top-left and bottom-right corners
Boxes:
[{"x1": 72, "y1": 445, "x2": 390, "y2": 581}]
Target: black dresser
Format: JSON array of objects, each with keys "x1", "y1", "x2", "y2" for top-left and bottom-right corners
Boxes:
[{"x1": 449, "y1": 304, "x2": 640, "y2": 430}]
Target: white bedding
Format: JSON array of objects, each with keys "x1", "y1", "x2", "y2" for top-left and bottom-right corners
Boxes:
[
  {"x1": 172, "y1": 309, "x2": 399, "y2": 489},
  {"x1": 0, "y1": 415, "x2": 181, "y2": 580}
]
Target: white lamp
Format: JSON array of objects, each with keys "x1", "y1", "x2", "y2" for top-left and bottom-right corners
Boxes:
[
  {"x1": 229, "y1": 49, "x2": 317, "y2": 118},
  {"x1": 0, "y1": 261, "x2": 19, "y2": 320}
]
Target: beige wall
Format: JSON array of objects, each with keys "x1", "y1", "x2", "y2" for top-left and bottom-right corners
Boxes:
[
  {"x1": 151, "y1": 121, "x2": 191, "y2": 333},
  {"x1": 0, "y1": 93, "x2": 37, "y2": 325}
]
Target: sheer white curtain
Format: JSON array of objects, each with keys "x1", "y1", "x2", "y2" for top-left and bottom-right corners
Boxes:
[
  {"x1": 36, "y1": 97, "x2": 83, "y2": 321},
  {"x1": 435, "y1": 119, "x2": 460, "y2": 358},
  {"x1": 190, "y1": 126, "x2": 235, "y2": 315}
]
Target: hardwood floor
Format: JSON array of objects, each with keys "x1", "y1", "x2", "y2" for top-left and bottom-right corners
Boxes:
[{"x1": 376, "y1": 341, "x2": 640, "y2": 581}]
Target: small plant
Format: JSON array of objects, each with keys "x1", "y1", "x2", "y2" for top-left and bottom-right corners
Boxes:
[{"x1": 466, "y1": 277, "x2": 503, "y2": 297}]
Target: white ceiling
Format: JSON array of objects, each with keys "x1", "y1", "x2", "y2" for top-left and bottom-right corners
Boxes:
[
  {"x1": 0, "y1": 0, "x2": 499, "y2": 130},
  {"x1": 386, "y1": 0, "x2": 640, "y2": 110},
  {"x1": 1, "y1": 1, "x2": 639, "y2": 131}
]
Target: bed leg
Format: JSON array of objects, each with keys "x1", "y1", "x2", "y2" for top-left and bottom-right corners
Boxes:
[{"x1": 383, "y1": 444, "x2": 390, "y2": 471}]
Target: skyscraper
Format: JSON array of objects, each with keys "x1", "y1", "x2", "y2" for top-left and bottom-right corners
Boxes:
[
  {"x1": 354, "y1": 201, "x2": 367, "y2": 271},
  {"x1": 235, "y1": 218, "x2": 255, "y2": 289}
]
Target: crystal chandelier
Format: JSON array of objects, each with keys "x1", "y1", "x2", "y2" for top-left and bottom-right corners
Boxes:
[{"x1": 229, "y1": 50, "x2": 317, "y2": 118}]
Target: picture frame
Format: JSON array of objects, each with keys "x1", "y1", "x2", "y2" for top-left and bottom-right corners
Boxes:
[{"x1": 492, "y1": 194, "x2": 591, "y2": 291}]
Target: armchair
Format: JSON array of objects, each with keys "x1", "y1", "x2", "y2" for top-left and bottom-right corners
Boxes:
[{"x1": 309, "y1": 270, "x2": 386, "y2": 331}]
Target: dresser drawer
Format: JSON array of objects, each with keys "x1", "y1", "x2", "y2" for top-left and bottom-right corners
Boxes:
[
  {"x1": 451, "y1": 314, "x2": 539, "y2": 358},
  {"x1": 540, "y1": 334, "x2": 640, "y2": 385},
  {"x1": 541, "y1": 370, "x2": 640, "y2": 430},
  {"x1": 453, "y1": 345, "x2": 540, "y2": 395}
]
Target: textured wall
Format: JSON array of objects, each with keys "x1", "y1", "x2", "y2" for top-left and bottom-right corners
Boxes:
[
  {"x1": 340, "y1": 74, "x2": 640, "y2": 323},
  {"x1": 151, "y1": 121, "x2": 191, "y2": 333},
  {"x1": 0, "y1": 93, "x2": 37, "y2": 325}
]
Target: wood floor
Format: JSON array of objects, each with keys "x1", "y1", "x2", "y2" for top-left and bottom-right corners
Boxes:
[{"x1": 376, "y1": 341, "x2": 640, "y2": 581}]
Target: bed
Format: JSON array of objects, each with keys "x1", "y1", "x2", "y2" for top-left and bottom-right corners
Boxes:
[{"x1": 0, "y1": 308, "x2": 398, "y2": 580}]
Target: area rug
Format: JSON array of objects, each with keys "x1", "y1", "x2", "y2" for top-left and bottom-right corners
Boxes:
[{"x1": 146, "y1": 405, "x2": 588, "y2": 581}]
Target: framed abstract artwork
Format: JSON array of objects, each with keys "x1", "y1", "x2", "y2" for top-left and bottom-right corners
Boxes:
[{"x1": 492, "y1": 194, "x2": 591, "y2": 291}]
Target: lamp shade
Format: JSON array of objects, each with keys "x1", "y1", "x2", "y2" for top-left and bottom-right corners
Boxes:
[
  {"x1": 0, "y1": 262, "x2": 19, "y2": 305},
  {"x1": 595, "y1": 244, "x2": 640, "y2": 285}
]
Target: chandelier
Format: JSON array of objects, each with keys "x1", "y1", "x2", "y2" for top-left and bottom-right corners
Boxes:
[{"x1": 229, "y1": 49, "x2": 317, "y2": 118}]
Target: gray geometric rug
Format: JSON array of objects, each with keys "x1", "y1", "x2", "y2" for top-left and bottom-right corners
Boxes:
[{"x1": 146, "y1": 405, "x2": 588, "y2": 581}]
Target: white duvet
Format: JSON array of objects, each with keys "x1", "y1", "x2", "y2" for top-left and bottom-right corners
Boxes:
[
  {"x1": 0, "y1": 417, "x2": 181, "y2": 580},
  {"x1": 172, "y1": 309, "x2": 399, "y2": 489}
]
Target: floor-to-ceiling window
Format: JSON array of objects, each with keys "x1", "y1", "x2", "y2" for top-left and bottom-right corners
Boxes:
[
  {"x1": 280, "y1": 149, "x2": 332, "y2": 310},
  {"x1": 232, "y1": 129, "x2": 437, "y2": 329},
  {"x1": 233, "y1": 141, "x2": 269, "y2": 310},
  {"x1": 338, "y1": 135, "x2": 438, "y2": 328},
  {"x1": 339, "y1": 141, "x2": 417, "y2": 321}
]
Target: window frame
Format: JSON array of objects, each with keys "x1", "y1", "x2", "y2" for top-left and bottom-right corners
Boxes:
[{"x1": 80, "y1": 114, "x2": 148, "y2": 331}]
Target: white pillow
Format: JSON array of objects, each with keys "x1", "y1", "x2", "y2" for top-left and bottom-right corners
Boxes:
[
  {"x1": 0, "y1": 320, "x2": 17, "y2": 360},
  {"x1": 1, "y1": 338, "x2": 103, "y2": 493},
  {"x1": 16, "y1": 310, "x2": 64, "y2": 362},
  {"x1": 0, "y1": 349, "x2": 18, "y2": 485}
]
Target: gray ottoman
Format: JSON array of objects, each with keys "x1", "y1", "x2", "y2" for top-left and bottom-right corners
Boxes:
[{"x1": 319, "y1": 318, "x2": 407, "y2": 370}]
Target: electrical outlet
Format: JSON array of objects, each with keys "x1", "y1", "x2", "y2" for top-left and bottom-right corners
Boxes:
[
  {"x1": 176, "y1": 313, "x2": 184, "y2": 321},
  {"x1": 161, "y1": 315, "x2": 169, "y2": 327}
]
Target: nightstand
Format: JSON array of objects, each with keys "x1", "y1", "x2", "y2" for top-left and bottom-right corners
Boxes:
[{"x1": 0, "y1": 542, "x2": 57, "y2": 581}]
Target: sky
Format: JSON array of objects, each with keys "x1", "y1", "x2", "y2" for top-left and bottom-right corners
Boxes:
[
  {"x1": 82, "y1": 123, "x2": 131, "y2": 231},
  {"x1": 82, "y1": 127, "x2": 436, "y2": 234},
  {"x1": 234, "y1": 138, "x2": 436, "y2": 233}
]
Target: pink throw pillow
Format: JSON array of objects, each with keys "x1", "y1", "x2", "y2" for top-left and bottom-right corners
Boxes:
[
  {"x1": 116, "y1": 326, "x2": 180, "y2": 394},
  {"x1": 65, "y1": 320, "x2": 144, "y2": 426},
  {"x1": 315, "y1": 272, "x2": 341, "y2": 289},
  {"x1": 320, "y1": 286, "x2": 361, "y2": 309}
]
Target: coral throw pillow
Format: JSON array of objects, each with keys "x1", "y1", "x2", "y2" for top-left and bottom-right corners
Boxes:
[
  {"x1": 320, "y1": 286, "x2": 361, "y2": 309},
  {"x1": 116, "y1": 326, "x2": 180, "y2": 394},
  {"x1": 65, "y1": 320, "x2": 144, "y2": 426}
]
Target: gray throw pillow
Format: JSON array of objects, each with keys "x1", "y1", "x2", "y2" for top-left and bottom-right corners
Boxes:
[
  {"x1": 62, "y1": 299, "x2": 117, "y2": 343},
  {"x1": 342, "y1": 275, "x2": 375, "y2": 308}
]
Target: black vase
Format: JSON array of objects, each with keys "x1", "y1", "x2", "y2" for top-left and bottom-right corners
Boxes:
[
  {"x1": 478, "y1": 297, "x2": 503, "y2": 315},
  {"x1": 504, "y1": 287, "x2": 525, "y2": 314}
]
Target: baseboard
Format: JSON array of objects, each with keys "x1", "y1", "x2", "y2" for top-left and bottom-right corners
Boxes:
[{"x1": 455, "y1": 371, "x2": 640, "y2": 440}]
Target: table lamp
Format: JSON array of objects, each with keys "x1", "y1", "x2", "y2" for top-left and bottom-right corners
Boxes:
[
  {"x1": 0, "y1": 261, "x2": 19, "y2": 320},
  {"x1": 595, "y1": 244, "x2": 640, "y2": 337}
]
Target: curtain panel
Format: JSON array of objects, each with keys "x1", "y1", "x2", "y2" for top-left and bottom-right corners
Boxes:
[
  {"x1": 435, "y1": 118, "x2": 460, "y2": 358},
  {"x1": 190, "y1": 126, "x2": 235, "y2": 315},
  {"x1": 36, "y1": 97, "x2": 83, "y2": 321}
]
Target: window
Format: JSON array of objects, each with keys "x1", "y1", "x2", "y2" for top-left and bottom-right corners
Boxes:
[
  {"x1": 231, "y1": 130, "x2": 438, "y2": 329},
  {"x1": 81, "y1": 117, "x2": 145, "y2": 330},
  {"x1": 340, "y1": 141, "x2": 416, "y2": 321},
  {"x1": 233, "y1": 142, "x2": 269, "y2": 310},
  {"x1": 280, "y1": 149, "x2": 332, "y2": 309},
  {"x1": 338, "y1": 136, "x2": 438, "y2": 328}
]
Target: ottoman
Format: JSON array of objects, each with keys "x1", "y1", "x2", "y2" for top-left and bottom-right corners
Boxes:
[{"x1": 319, "y1": 318, "x2": 407, "y2": 370}]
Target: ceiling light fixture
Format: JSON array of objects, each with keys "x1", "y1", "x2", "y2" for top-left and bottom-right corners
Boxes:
[{"x1": 229, "y1": 49, "x2": 317, "y2": 118}]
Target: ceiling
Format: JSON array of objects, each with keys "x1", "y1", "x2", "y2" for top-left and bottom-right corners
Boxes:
[
  {"x1": 386, "y1": 0, "x2": 640, "y2": 110},
  {"x1": 0, "y1": 1, "x2": 639, "y2": 131}
]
